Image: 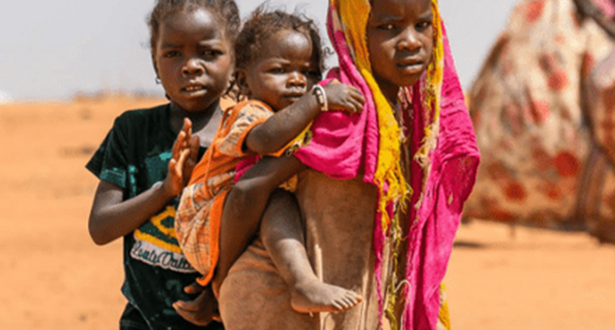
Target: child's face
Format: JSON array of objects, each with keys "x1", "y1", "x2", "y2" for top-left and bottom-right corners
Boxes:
[
  {"x1": 153, "y1": 9, "x2": 234, "y2": 112},
  {"x1": 366, "y1": 0, "x2": 433, "y2": 101},
  {"x1": 239, "y1": 30, "x2": 320, "y2": 111}
]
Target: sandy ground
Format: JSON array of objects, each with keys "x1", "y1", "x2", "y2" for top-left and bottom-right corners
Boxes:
[{"x1": 1, "y1": 97, "x2": 614, "y2": 330}]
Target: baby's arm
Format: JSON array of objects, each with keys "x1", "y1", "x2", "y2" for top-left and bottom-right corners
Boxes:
[
  {"x1": 88, "y1": 119, "x2": 199, "y2": 245},
  {"x1": 212, "y1": 155, "x2": 307, "y2": 295},
  {"x1": 245, "y1": 80, "x2": 365, "y2": 155}
]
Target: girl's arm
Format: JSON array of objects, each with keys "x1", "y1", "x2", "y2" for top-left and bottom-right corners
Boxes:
[
  {"x1": 88, "y1": 119, "x2": 199, "y2": 245},
  {"x1": 245, "y1": 80, "x2": 364, "y2": 155},
  {"x1": 88, "y1": 180, "x2": 176, "y2": 245}
]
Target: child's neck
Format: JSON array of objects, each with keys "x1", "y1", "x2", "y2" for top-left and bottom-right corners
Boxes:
[
  {"x1": 384, "y1": 91, "x2": 400, "y2": 113},
  {"x1": 170, "y1": 101, "x2": 223, "y2": 148},
  {"x1": 170, "y1": 101, "x2": 219, "y2": 128},
  {"x1": 380, "y1": 86, "x2": 401, "y2": 111}
]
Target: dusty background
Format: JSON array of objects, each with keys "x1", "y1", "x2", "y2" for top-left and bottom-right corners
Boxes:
[{"x1": 1, "y1": 98, "x2": 614, "y2": 329}]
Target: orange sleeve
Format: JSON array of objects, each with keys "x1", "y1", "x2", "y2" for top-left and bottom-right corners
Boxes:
[{"x1": 217, "y1": 101, "x2": 274, "y2": 158}]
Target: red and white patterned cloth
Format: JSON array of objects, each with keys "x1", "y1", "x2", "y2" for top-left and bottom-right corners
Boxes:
[{"x1": 465, "y1": 0, "x2": 615, "y2": 242}]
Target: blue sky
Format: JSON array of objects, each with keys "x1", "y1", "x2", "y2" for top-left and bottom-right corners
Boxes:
[{"x1": 0, "y1": 0, "x2": 519, "y2": 101}]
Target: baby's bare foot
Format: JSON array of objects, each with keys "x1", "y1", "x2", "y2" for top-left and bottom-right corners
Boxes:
[{"x1": 290, "y1": 280, "x2": 363, "y2": 314}]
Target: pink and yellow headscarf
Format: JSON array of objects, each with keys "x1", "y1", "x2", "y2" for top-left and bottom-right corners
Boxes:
[
  {"x1": 294, "y1": 0, "x2": 480, "y2": 329},
  {"x1": 296, "y1": 0, "x2": 444, "y2": 230}
]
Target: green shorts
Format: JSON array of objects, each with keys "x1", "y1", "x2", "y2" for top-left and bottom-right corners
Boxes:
[{"x1": 119, "y1": 303, "x2": 224, "y2": 330}]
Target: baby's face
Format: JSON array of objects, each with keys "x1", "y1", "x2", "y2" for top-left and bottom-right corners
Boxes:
[
  {"x1": 366, "y1": 0, "x2": 434, "y2": 101},
  {"x1": 242, "y1": 30, "x2": 320, "y2": 111}
]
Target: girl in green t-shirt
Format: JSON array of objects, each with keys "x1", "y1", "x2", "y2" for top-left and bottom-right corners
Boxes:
[{"x1": 86, "y1": 0, "x2": 239, "y2": 328}]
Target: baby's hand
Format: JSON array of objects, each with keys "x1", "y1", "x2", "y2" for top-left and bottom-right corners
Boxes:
[
  {"x1": 162, "y1": 118, "x2": 200, "y2": 197},
  {"x1": 322, "y1": 79, "x2": 365, "y2": 114}
]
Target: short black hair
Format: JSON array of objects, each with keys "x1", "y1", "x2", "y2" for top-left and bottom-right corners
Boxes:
[
  {"x1": 147, "y1": 0, "x2": 241, "y2": 57},
  {"x1": 235, "y1": 5, "x2": 325, "y2": 75}
]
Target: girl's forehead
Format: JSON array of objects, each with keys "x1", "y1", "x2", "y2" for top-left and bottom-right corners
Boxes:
[
  {"x1": 368, "y1": 0, "x2": 432, "y2": 22},
  {"x1": 162, "y1": 9, "x2": 215, "y2": 32},
  {"x1": 370, "y1": 0, "x2": 431, "y2": 11},
  {"x1": 158, "y1": 9, "x2": 228, "y2": 44}
]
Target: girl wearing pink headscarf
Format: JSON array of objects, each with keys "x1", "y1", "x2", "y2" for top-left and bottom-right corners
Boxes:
[{"x1": 218, "y1": 1, "x2": 479, "y2": 329}]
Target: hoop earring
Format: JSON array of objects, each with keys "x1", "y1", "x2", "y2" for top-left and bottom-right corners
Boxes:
[{"x1": 155, "y1": 77, "x2": 161, "y2": 84}]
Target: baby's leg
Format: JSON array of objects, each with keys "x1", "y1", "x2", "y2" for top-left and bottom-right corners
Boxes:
[
  {"x1": 213, "y1": 156, "x2": 306, "y2": 296},
  {"x1": 261, "y1": 189, "x2": 363, "y2": 313}
]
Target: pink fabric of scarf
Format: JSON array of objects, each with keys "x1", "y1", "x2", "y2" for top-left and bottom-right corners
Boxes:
[
  {"x1": 402, "y1": 26, "x2": 480, "y2": 329},
  {"x1": 595, "y1": 0, "x2": 615, "y2": 18}
]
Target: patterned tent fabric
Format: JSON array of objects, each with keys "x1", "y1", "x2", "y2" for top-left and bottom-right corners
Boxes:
[{"x1": 464, "y1": 0, "x2": 615, "y2": 242}]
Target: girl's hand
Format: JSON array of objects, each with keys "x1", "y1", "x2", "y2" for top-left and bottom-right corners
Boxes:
[
  {"x1": 322, "y1": 79, "x2": 365, "y2": 114},
  {"x1": 162, "y1": 118, "x2": 200, "y2": 197},
  {"x1": 173, "y1": 282, "x2": 220, "y2": 325}
]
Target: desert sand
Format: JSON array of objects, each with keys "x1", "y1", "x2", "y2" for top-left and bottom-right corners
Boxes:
[{"x1": 1, "y1": 97, "x2": 613, "y2": 329}]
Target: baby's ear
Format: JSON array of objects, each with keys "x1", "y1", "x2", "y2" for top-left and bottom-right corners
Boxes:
[{"x1": 235, "y1": 70, "x2": 250, "y2": 97}]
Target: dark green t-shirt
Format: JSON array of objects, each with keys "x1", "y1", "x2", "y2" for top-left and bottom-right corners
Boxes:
[{"x1": 87, "y1": 104, "x2": 222, "y2": 330}]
